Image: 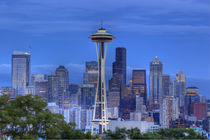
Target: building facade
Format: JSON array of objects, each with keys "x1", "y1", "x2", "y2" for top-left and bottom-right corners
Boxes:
[
  {"x1": 184, "y1": 87, "x2": 200, "y2": 117},
  {"x1": 132, "y1": 70, "x2": 147, "y2": 105},
  {"x1": 160, "y1": 96, "x2": 179, "y2": 128},
  {"x1": 162, "y1": 74, "x2": 170, "y2": 97},
  {"x1": 55, "y1": 65, "x2": 69, "y2": 108},
  {"x1": 109, "y1": 47, "x2": 126, "y2": 90},
  {"x1": 12, "y1": 51, "x2": 30, "y2": 96},
  {"x1": 81, "y1": 84, "x2": 95, "y2": 109},
  {"x1": 34, "y1": 80, "x2": 48, "y2": 102},
  {"x1": 149, "y1": 56, "x2": 163, "y2": 110}
]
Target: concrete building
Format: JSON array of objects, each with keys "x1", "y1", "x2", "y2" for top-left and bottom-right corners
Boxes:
[
  {"x1": 207, "y1": 99, "x2": 210, "y2": 117},
  {"x1": 190, "y1": 102, "x2": 207, "y2": 120},
  {"x1": 32, "y1": 74, "x2": 47, "y2": 85},
  {"x1": 132, "y1": 70, "x2": 147, "y2": 105},
  {"x1": 69, "y1": 84, "x2": 81, "y2": 106},
  {"x1": 173, "y1": 71, "x2": 186, "y2": 117},
  {"x1": 81, "y1": 84, "x2": 95, "y2": 109},
  {"x1": 108, "y1": 120, "x2": 159, "y2": 133},
  {"x1": 0, "y1": 87, "x2": 14, "y2": 97},
  {"x1": 130, "y1": 112, "x2": 142, "y2": 121},
  {"x1": 184, "y1": 87, "x2": 200, "y2": 117},
  {"x1": 119, "y1": 85, "x2": 136, "y2": 120},
  {"x1": 83, "y1": 61, "x2": 98, "y2": 86},
  {"x1": 47, "y1": 102, "x2": 59, "y2": 114},
  {"x1": 34, "y1": 80, "x2": 48, "y2": 102},
  {"x1": 160, "y1": 96, "x2": 179, "y2": 128},
  {"x1": 107, "y1": 87, "x2": 120, "y2": 108},
  {"x1": 107, "y1": 107, "x2": 119, "y2": 119}
]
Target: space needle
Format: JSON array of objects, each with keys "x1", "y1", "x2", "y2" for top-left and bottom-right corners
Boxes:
[{"x1": 89, "y1": 26, "x2": 115, "y2": 134}]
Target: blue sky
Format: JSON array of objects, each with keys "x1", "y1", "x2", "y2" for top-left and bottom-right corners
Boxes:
[{"x1": 0, "y1": 0, "x2": 209, "y2": 98}]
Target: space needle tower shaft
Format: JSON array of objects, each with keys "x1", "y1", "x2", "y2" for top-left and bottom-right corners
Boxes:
[{"x1": 89, "y1": 27, "x2": 115, "y2": 134}]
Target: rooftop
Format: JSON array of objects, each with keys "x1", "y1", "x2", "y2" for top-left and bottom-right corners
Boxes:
[{"x1": 13, "y1": 51, "x2": 30, "y2": 55}]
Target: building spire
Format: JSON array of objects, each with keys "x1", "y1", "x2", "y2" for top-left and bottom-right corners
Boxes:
[{"x1": 99, "y1": 19, "x2": 105, "y2": 30}]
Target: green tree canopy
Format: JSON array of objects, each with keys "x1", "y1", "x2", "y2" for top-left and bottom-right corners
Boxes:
[
  {"x1": 104, "y1": 127, "x2": 206, "y2": 140},
  {"x1": 0, "y1": 94, "x2": 93, "y2": 139}
]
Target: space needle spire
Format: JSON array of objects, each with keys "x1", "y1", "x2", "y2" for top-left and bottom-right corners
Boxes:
[{"x1": 89, "y1": 26, "x2": 115, "y2": 134}]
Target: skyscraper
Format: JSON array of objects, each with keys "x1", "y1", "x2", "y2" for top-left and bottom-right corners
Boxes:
[
  {"x1": 119, "y1": 85, "x2": 136, "y2": 120},
  {"x1": 160, "y1": 96, "x2": 179, "y2": 128},
  {"x1": 162, "y1": 74, "x2": 170, "y2": 97},
  {"x1": 173, "y1": 71, "x2": 186, "y2": 109},
  {"x1": 34, "y1": 80, "x2": 48, "y2": 102},
  {"x1": 69, "y1": 84, "x2": 81, "y2": 106},
  {"x1": 83, "y1": 61, "x2": 98, "y2": 86},
  {"x1": 85, "y1": 61, "x2": 98, "y2": 72},
  {"x1": 184, "y1": 87, "x2": 200, "y2": 116},
  {"x1": 48, "y1": 74, "x2": 59, "y2": 103},
  {"x1": 32, "y1": 74, "x2": 47, "y2": 85},
  {"x1": 149, "y1": 56, "x2": 163, "y2": 110},
  {"x1": 12, "y1": 51, "x2": 30, "y2": 96},
  {"x1": 55, "y1": 66, "x2": 69, "y2": 109},
  {"x1": 190, "y1": 102, "x2": 207, "y2": 120},
  {"x1": 81, "y1": 84, "x2": 95, "y2": 109},
  {"x1": 132, "y1": 70, "x2": 147, "y2": 105},
  {"x1": 109, "y1": 47, "x2": 126, "y2": 90},
  {"x1": 55, "y1": 65, "x2": 69, "y2": 90}
]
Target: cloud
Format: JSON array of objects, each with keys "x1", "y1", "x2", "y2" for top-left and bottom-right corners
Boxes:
[{"x1": 0, "y1": 0, "x2": 208, "y2": 34}]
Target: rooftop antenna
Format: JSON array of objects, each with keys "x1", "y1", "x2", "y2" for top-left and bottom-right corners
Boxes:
[
  {"x1": 28, "y1": 45, "x2": 32, "y2": 54},
  {"x1": 100, "y1": 19, "x2": 103, "y2": 29}
]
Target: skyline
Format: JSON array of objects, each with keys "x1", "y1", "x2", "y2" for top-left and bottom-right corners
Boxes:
[{"x1": 0, "y1": 0, "x2": 209, "y2": 98}]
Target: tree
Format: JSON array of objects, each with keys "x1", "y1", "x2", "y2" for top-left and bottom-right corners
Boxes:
[
  {"x1": 103, "y1": 127, "x2": 206, "y2": 140},
  {"x1": 104, "y1": 127, "x2": 128, "y2": 140},
  {"x1": 0, "y1": 94, "x2": 94, "y2": 139},
  {"x1": 127, "y1": 127, "x2": 142, "y2": 139}
]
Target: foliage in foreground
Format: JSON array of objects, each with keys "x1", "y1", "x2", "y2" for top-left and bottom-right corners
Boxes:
[
  {"x1": 0, "y1": 94, "x2": 206, "y2": 139},
  {"x1": 104, "y1": 127, "x2": 206, "y2": 140},
  {"x1": 0, "y1": 95, "x2": 95, "y2": 139}
]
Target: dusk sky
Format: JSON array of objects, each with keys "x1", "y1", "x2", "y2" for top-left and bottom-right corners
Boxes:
[{"x1": 0, "y1": 0, "x2": 209, "y2": 98}]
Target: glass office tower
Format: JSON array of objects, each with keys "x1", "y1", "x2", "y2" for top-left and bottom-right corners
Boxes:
[{"x1": 12, "y1": 51, "x2": 30, "y2": 96}]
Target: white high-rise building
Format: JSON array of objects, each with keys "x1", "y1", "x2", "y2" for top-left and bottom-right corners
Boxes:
[
  {"x1": 107, "y1": 107, "x2": 119, "y2": 119},
  {"x1": 130, "y1": 112, "x2": 142, "y2": 121},
  {"x1": 160, "y1": 96, "x2": 179, "y2": 128},
  {"x1": 47, "y1": 102, "x2": 59, "y2": 114}
]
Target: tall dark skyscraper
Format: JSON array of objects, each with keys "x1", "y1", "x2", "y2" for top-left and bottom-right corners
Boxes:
[
  {"x1": 132, "y1": 70, "x2": 147, "y2": 105},
  {"x1": 12, "y1": 51, "x2": 30, "y2": 96},
  {"x1": 149, "y1": 56, "x2": 163, "y2": 110},
  {"x1": 48, "y1": 74, "x2": 59, "y2": 103},
  {"x1": 119, "y1": 85, "x2": 136, "y2": 120},
  {"x1": 109, "y1": 47, "x2": 126, "y2": 90},
  {"x1": 162, "y1": 74, "x2": 170, "y2": 97},
  {"x1": 55, "y1": 65, "x2": 69, "y2": 90},
  {"x1": 55, "y1": 66, "x2": 69, "y2": 108}
]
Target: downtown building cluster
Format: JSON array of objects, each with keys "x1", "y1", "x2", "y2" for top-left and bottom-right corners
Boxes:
[{"x1": 0, "y1": 48, "x2": 209, "y2": 135}]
